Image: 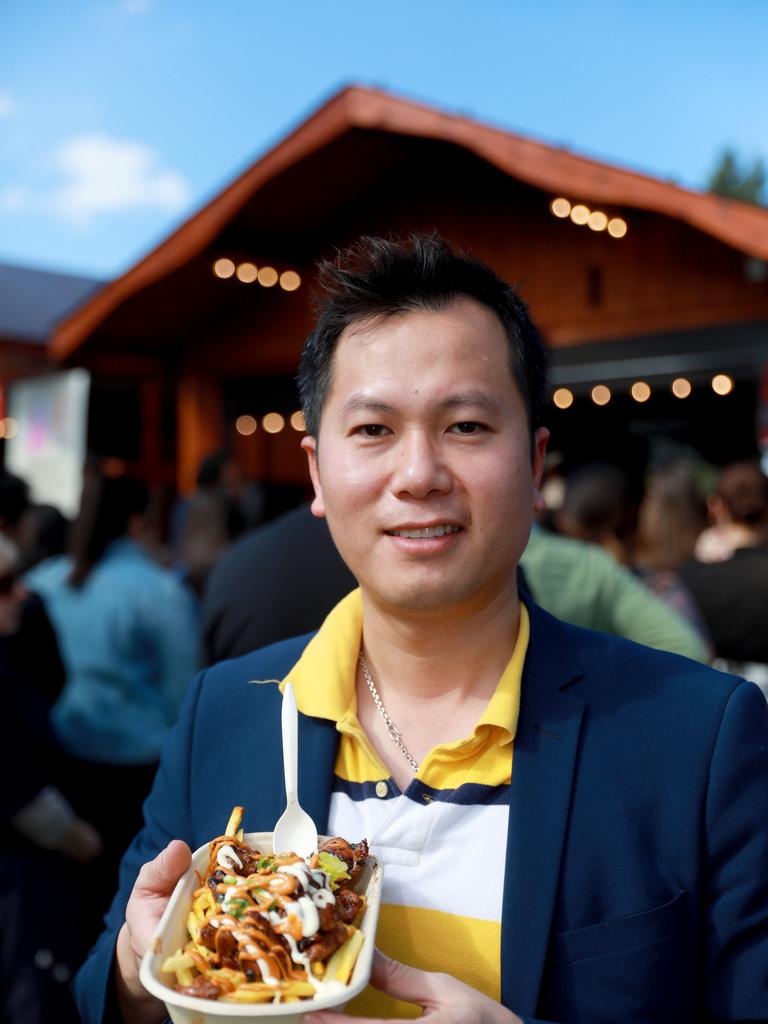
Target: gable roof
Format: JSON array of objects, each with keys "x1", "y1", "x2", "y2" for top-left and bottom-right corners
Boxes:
[
  {"x1": 51, "y1": 84, "x2": 768, "y2": 360},
  {"x1": 0, "y1": 262, "x2": 101, "y2": 345}
]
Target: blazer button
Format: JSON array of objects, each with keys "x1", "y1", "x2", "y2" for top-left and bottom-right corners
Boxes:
[{"x1": 375, "y1": 780, "x2": 388, "y2": 798}]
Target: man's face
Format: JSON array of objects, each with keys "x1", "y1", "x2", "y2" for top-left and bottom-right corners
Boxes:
[{"x1": 302, "y1": 296, "x2": 548, "y2": 617}]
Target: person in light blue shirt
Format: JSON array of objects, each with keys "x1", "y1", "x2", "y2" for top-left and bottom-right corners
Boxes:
[{"x1": 25, "y1": 467, "x2": 199, "y2": 946}]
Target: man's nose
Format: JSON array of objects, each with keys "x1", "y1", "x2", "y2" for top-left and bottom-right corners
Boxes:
[{"x1": 390, "y1": 431, "x2": 452, "y2": 499}]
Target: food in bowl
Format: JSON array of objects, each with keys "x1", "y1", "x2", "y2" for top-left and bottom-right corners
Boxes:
[{"x1": 160, "y1": 807, "x2": 369, "y2": 1004}]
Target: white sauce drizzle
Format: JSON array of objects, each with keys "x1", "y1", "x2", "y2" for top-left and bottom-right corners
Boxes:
[
  {"x1": 256, "y1": 958, "x2": 280, "y2": 987},
  {"x1": 207, "y1": 852, "x2": 355, "y2": 999},
  {"x1": 216, "y1": 844, "x2": 243, "y2": 871},
  {"x1": 283, "y1": 934, "x2": 320, "y2": 992}
]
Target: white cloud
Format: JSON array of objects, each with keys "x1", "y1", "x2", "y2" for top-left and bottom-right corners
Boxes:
[
  {"x1": 0, "y1": 92, "x2": 16, "y2": 119},
  {"x1": 48, "y1": 133, "x2": 190, "y2": 224}
]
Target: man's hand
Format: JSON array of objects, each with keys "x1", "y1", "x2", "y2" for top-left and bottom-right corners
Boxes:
[
  {"x1": 303, "y1": 949, "x2": 523, "y2": 1024},
  {"x1": 115, "y1": 840, "x2": 191, "y2": 1024}
]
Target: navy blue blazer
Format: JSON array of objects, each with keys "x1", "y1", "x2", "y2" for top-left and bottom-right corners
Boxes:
[{"x1": 75, "y1": 602, "x2": 768, "y2": 1023}]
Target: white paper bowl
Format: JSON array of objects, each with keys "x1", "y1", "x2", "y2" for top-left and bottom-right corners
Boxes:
[{"x1": 140, "y1": 833, "x2": 382, "y2": 1024}]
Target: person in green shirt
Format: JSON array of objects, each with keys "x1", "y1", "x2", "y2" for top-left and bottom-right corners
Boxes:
[{"x1": 520, "y1": 525, "x2": 708, "y2": 662}]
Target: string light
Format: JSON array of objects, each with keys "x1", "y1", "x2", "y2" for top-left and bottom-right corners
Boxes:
[
  {"x1": 631, "y1": 381, "x2": 651, "y2": 403},
  {"x1": 671, "y1": 378, "x2": 691, "y2": 399},
  {"x1": 550, "y1": 197, "x2": 571, "y2": 218},
  {"x1": 257, "y1": 266, "x2": 278, "y2": 287},
  {"x1": 235, "y1": 415, "x2": 257, "y2": 436},
  {"x1": 587, "y1": 210, "x2": 608, "y2": 232},
  {"x1": 607, "y1": 218, "x2": 628, "y2": 238},
  {"x1": 279, "y1": 271, "x2": 301, "y2": 291},
  {"x1": 214, "y1": 259, "x2": 302, "y2": 289},
  {"x1": 711, "y1": 374, "x2": 734, "y2": 396},
  {"x1": 591, "y1": 385, "x2": 611, "y2": 406},
  {"x1": 553, "y1": 388, "x2": 574, "y2": 409},
  {"x1": 570, "y1": 204, "x2": 590, "y2": 226},
  {"x1": 290, "y1": 410, "x2": 306, "y2": 431},
  {"x1": 262, "y1": 412, "x2": 285, "y2": 433},
  {"x1": 236, "y1": 262, "x2": 258, "y2": 283},
  {"x1": 213, "y1": 258, "x2": 235, "y2": 279}
]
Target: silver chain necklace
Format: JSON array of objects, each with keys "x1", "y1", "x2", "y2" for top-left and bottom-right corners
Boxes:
[{"x1": 359, "y1": 651, "x2": 419, "y2": 773}]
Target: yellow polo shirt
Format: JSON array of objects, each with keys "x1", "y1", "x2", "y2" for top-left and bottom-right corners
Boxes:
[{"x1": 284, "y1": 590, "x2": 528, "y2": 1018}]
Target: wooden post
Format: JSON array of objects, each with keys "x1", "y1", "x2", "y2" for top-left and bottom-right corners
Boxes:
[
  {"x1": 140, "y1": 377, "x2": 164, "y2": 489},
  {"x1": 176, "y1": 373, "x2": 225, "y2": 495}
]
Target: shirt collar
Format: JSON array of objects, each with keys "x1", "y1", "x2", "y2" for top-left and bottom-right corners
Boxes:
[{"x1": 284, "y1": 589, "x2": 528, "y2": 743}]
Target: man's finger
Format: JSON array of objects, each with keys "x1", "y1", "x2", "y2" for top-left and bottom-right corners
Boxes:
[
  {"x1": 303, "y1": 950, "x2": 446, "y2": 1024},
  {"x1": 369, "y1": 948, "x2": 444, "y2": 1006},
  {"x1": 133, "y1": 840, "x2": 191, "y2": 897}
]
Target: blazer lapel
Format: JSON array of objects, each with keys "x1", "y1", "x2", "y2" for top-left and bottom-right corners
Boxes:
[{"x1": 501, "y1": 603, "x2": 585, "y2": 1016}]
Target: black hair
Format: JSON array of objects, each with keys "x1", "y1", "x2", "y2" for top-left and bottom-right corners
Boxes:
[
  {"x1": 197, "y1": 450, "x2": 234, "y2": 490},
  {"x1": 68, "y1": 470, "x2": 150, "y2": 587},
  {"x1": 716, "y1": 461, "x2": 768, "y2": 526},
  {"x1": 0, "y1": 471, "x2": 29, "y2": 529},
  {"x1": 560, "y1": 464, "x2": 638, "y2": 541},
  {"x1": 297, "y1": 233, "x2": 549, "y2": 439}
]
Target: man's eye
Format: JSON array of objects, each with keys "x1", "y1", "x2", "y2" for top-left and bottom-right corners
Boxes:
[
  {"x1": 356, "y1": 424, "x2": 390, "y2": 437},
  {"x1": 450, "y1": 422, "x2": 485, "y2": 434}
]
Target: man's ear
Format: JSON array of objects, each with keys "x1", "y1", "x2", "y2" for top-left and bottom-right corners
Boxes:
[
  {"x1": 532, "y1": 427, "x2": 550, "y2": 512},
  {"x1": 301, "y1": 435, "x2": 326, "y2": 518}
]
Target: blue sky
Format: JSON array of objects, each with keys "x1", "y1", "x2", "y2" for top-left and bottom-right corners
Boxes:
[{"x1": 1, "y1": 0, "x2": 766, "y2": 279}]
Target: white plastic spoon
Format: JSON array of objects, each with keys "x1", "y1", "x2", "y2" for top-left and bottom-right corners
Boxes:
[{"x1": 272, "y1": 680, "x2": 318, "y2": 858}]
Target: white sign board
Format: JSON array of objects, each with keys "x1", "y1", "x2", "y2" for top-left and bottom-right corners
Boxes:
[{"x1": 5, "y1": 369, "x2": 90, "y2": 518}]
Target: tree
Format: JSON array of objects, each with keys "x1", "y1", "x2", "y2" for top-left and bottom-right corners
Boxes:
[{"x1": 707, "y1": 147, "x2": 766, "y2": 206}]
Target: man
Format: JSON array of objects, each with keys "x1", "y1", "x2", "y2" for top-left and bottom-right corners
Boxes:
[{"x1": 76, "y1": 235, "x2": 768, "y2": 1023}]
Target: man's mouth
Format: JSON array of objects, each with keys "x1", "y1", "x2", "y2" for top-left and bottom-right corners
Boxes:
[{"x1": 385, "y1": 525, "x2": 462, "y2": 539}]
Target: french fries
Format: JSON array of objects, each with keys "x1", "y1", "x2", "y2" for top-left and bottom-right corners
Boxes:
[{"x1": 160, "y1": 809, "x2": 370, "y2": 1005}]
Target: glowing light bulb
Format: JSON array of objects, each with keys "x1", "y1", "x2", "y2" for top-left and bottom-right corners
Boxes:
[
  {"x1": 213, "y1": 258, "x2": 235, "y2": 279},
  {"x1": 290, "y1": 410, "x2": 306, "y2": 431},
  {"x1": 257, "y1": 266, "x2": 278, "y2": 287},
  {"x1": 591, "y1": 385, "x2": 611, "y2": 406},
  {"x1": 235, "y1": 415, "x2": 257, "y2": 436},
  {"x1": 550, "y1": 197, "x2": 571, "y2": 219},
  {"x1": 607, "y1": 218, "x2": 627, "y2": 238},
  {"x1": 711, "y1": 374, "x2": 733, "y2": 396},
  {"x1": 631, "y1": 381, "x2": 651, "y2": 403},
  {"x1": 279, "y1": 270, "x2": 301, "y2": 292},
  {"x1": 262, "y1": 412, "x2": 285, "y2": 433},
  {"x1": 671, "y1": 378, "x2": 691, "y2": 399},
  {"x1": 236, "y1": 262, "x2": 258, "y2": 283},
  {"x1": 553, "y1": 388, "x2": 574, "y2": 409},
  {"x1": 570, "y1": 204, "x2": 590, "y2": 226},
  {"x1": 587, "y1": 210, "x2": 608, "y2": 232}
]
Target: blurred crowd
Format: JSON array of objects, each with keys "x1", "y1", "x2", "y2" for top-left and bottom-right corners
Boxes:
[{"x1": 3, "y1": 447, "x2": 768, "y2": 1021}]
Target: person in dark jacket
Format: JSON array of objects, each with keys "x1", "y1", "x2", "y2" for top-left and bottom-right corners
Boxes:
[
  {"x1": 0, "y1": 533, "x2": 101, "y2": 1024},
  {"x1": 201, "y1": 502, "x2": 356, "y2": 664}
]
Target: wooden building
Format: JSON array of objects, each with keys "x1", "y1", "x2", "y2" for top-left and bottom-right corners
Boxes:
[
  {"x1": 0, "y1": 262, "x2": 99, "y2": 426},
  {"x1": 49, "y1": 86, "x2": 768, "y2": 495}
]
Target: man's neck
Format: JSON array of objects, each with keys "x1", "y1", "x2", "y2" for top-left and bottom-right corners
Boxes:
[
  {"x1": 359, "y1": 585, "x2": 521, "y2": 703},
  {"x1": 354, "y1": 585, "x2": 522, "y2": 787}
]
